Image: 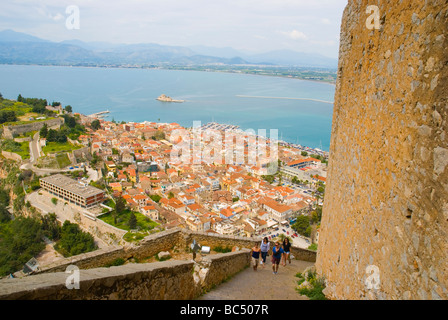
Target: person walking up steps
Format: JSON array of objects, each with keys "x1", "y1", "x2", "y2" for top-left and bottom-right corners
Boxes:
[
  {"x1": 271, "y1": 241, "x2": 284, "y2": 274},
  {"x1": 282, "y1": 238, "x2": 291, "y2": 266},
  {"x1": 260, "y1": 237, "x2": 270, "y2": 268},
  {"x1": 251, "y1": 242, "x2": 261, "y2": 271}
]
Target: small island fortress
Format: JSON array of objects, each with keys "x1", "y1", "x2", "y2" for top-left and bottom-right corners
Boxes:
[{"x1": 156, "y1": 94, "x2": 185, "y2": 103}]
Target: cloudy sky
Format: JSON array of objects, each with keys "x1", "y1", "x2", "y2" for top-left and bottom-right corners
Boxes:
[{"x1": 0, "y1": 0, "x2": 347, "y2": 58}]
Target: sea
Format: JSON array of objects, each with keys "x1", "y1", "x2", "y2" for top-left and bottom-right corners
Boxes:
[{"x1": 0, "y1": 64, "x2": 335, "y2": 151}]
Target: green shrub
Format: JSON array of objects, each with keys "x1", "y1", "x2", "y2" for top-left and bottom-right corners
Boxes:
[
  {"x1": 296, "y1": 270, "x2": 327, "y2": 300},
  {"x1": 54, "y1": 221, "x2": 97, "y2": 257},
  {"x1": 105, "y1": 258, "x2": 125, "y2": 267},
  {"x1": 213, "y1": 245, "x2": 232, "y2": 253}
]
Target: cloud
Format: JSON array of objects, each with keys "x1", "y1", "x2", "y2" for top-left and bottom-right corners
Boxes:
[
  {"x1": 51, "y1": 13, "x2": 64, "y2": 21},
  {"x1": 0, "y1": 0, "x2": 347, "y2": 58},
  {"x1": 283, "y1": 30, "x2": 308, "y2": 41}
]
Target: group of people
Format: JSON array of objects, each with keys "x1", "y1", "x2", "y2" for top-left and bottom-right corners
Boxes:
[{"x1": 251, "y1": 237, "x2": 292, "y2": 274}]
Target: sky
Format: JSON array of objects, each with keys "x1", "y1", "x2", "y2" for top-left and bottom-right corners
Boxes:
[{"x1": 0, "y1": 0, "x2": 348, "y2": 58}]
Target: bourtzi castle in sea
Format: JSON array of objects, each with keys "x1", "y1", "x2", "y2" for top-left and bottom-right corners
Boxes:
[{"x1": 156, "y1": 94, "x2": 185, "y2": 103}]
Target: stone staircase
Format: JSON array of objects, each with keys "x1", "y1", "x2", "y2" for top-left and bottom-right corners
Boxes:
[{"x1": 198, "y1": 259, "x2": 315, "y2": 300}]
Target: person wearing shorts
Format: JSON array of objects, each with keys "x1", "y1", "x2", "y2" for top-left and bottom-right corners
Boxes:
[
  {"x1": 282, "y1": 238, "x2": 291, "y2": 266},
  {"x1": 271, "y1": 242, "x2": 284, "y2": 274},
  {"x1": 260, "y1": 237, "x2": 270, "y2": 268},
  {"x1": 251, "y1": 242, "x2": 261, "y2": 271}
]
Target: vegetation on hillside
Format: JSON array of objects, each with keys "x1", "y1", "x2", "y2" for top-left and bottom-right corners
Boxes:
[
  {"x1": 54, "y1": 221, "x2": 97, "y2": 257},
  {"x1": 0, "y1": 139, "x2": 30, "y2": 159},
  {"x1": 295, "y1": 269, "x2": 327, "y2": 300},
  {"x1": 0, "y1": 216, "x2": 46, "y2": 277},
  {"x1": 99, "y1": 196, "x2": 159, "y2": 242}
]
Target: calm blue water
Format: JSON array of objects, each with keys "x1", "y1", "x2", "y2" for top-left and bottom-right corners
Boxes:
[{"x1": 0, "y1": 65, "x2": 334, "y2": 150}]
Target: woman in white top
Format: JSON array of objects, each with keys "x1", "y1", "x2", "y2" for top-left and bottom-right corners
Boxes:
[{"x1": 260, "y1": 237, "x2": 270, "y2": 268}]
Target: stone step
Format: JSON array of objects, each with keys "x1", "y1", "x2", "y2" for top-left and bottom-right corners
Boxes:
[{"x1": 198, "y1": 259, "x2": 314, "y2": 300}]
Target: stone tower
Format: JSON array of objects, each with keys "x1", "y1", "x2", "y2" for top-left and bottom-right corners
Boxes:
[{"x1": 316, "y1": 0, "x2": 448, "y2": 299}]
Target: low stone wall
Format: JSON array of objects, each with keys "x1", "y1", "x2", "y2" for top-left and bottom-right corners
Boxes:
[
  {"x1": 0, "y1": 249, "x2": 252, "y2": 300},
  {"x1": 14, "y1": 137, "x2": 32, "y2": 143},
  {"x1": 38, "y1": 246, "x2": 125, "y2": 274},
  {"x1": 1, "y1": 151, "x2": 22, "y2": 162},
  {"x1": 2, "y1": 118, "x2": 64, "y2": 139},
  {"x1": 125, "y1": 228, "x2": 185, "y2": 260},
  {"x1": 199, "y1": 249, "x2": 251, "y2": 292},
  {"x1": 72, "y1": 210, "x2": 128, "y2": 247},
  {"x1": 182, "y1": 230, "x2": 317, "y2": 262},
  {"x1": 0, "y1": 260, "x2": 199, "y2": 300},
  {"x1": 35, "y1": 228, "x2": 316, "y2": 274}
]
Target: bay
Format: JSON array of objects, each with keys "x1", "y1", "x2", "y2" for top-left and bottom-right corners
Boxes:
[{"x1": 0, "y1": 64, "x2": 334, "y2": 151}]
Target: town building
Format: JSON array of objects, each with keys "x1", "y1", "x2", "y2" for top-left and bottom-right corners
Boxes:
[{"x1": 39, "y1": 174, "x2": 105, "y2": 208}]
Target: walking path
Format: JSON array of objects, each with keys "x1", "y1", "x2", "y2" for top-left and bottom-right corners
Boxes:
[{"x1": 198, "y1": 259, "x2": 314, "y2": 300}]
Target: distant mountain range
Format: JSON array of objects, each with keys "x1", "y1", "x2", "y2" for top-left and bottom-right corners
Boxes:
[{"x1": 0, "y1": 29, "x2": 337, "y2": 68}]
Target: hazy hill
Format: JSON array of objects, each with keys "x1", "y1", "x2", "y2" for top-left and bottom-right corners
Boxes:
[{"x1": 0, "y1": 29, "x2": 337, "y2": 68}]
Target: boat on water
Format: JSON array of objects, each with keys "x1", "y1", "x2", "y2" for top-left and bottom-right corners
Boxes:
[{"x1": 156, "y1": 94, "x2": 185, "y2": 103}]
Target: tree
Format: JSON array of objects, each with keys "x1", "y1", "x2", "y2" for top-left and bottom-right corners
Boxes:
[
  {"x1": 46, "y1": 129, "x2": 57, "y2": 142},
  {"x1": 55, "y1": 221, "x2": 97, "y2": 257},
  {"x1": 91, "y1": 119, "x2": 101, "y2": 130},
  {"x1": 63, "y1": 114, "x2": 76, "y2": 128},
  {"x1": 149, "y1": 194, "x2": 162, "y2": 203},
  {"x1": 311, "y1": 206, "x2": 323, "y2": 224},
  {"x1": 292, "y1": 215, "x2": 311, "y2": 237},
  {"x1": 128, "y1": 212, "x2": 137, "y2": 229},
  {"x1": 276, "y1": 233, "x2": 292, "y2": 243},
  {"x1": 115, "y1": 197, "x2": 126, "y2": 215},
  {"x1": 41, "y1": 213, "x2": 61, "y2": 240},
  {"x1": 0, "y1": 110, "x2": 17, "y2": 124},
  {"x1": 40, "y1": 123, "x2": 48, "y2": 138},
  {"x1": 0, "y1": 217, "x2": 45, "y2": 276},
  {"x1": 0, "y1": 205, "x2": 11, "y2": 223},
  {"x1": 301, "y1": 151, "x2": 308, "y2": 157},
  {"x1": 0, "y1": 188, "x2": 10, "y2": 207},
  {"x1": 152, "y1": 130, "x2": 165, "y2": 141},
  {"x1": 64, "y1": 105, "x2": 73, "y2": 113},
  {"x1": 168, "y1": 192, "x2": 174, "y2": 199},
  {"x1": 261, "y1": 175, "x2": 275, "y2": 184}
]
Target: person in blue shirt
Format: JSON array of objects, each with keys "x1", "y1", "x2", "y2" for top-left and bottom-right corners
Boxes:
[
  {"x1": 251, "y1": 242, "x2": 262, "y2": 271},
  {"x1": 271, "y1": 241, "x2": 284, "y2": 274}
]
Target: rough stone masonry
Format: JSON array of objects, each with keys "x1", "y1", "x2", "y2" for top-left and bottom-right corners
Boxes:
[{"x1": 316, "y1": 0, "x2": 448, "y2": 299}]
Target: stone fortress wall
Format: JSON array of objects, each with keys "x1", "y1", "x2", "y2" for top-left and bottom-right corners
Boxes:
[
  {"x1": 316, "y1": 0, "x2": 448, "y2": 300},
  {"x1": 0, "y1": 228, "x2": 316, "y2": 299},
  {"x1": 36, "y1": 228, "x2": 316, "y2": 274},
  {"x1": 2, "y1": 118, "x2": 64, "y2": 139}
]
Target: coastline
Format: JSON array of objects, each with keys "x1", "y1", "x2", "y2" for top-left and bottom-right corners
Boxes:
[
  {"x1": 1, "y1": 63, "x2": 333, "y2": 152},
  {"x1": 0, "y1": 63, "x2": 337, "y2": 86}
]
